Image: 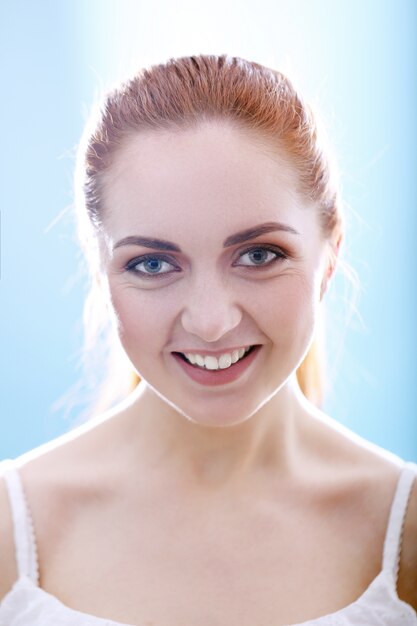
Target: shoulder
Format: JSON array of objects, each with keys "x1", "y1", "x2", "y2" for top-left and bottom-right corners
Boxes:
[
  {"x1": 303, "y1": 406, "x2": 406, "y2": 499},
  {"x1": 397, "y1": 465, "x2": 417, "y2": 611},
  {"x1": 0, "y1": 414, "x2": 128, "y2": 584},
  {"x1": 0, "y1": 471, "x2": 18, "y2": 600},
  {"x1": 0, "y1": 442, "x2": 95, "y2": 603},
  {"x1": 315, "y1": 421, "x2": 417, "y2": 610}
]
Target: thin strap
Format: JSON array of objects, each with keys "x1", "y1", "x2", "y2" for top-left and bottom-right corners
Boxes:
[
  {"x1": 382, "y1": 461, "x2": 417, "y2": 581},
  {"x1": 1, "y1": 459, "x2": 40, "y2": 584}
]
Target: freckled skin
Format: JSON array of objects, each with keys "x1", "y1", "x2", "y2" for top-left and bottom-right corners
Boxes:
[{"x1": 101, "y1": 121, "x2": 329, "y2": 428}]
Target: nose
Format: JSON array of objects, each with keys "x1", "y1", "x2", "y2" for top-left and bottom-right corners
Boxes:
[{"x1": 180, "y1": 274, "x2": 243, "y2": 343}]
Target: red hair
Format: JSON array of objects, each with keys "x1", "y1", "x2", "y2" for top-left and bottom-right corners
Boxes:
[{"x1": 76, "y1": 55, "x2": 343, "y2": 410}]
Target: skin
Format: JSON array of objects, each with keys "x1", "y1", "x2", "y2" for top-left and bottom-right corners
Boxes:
[
  {"x1": 0, "y1": 121, "x2": 416, "y2": 625},
  {"x1": 99, "y1": 121, "x2": 332, "y2": 483}
]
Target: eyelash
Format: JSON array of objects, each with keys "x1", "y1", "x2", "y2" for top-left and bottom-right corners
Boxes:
[
  {"x1": 125, "y1": 245, "x2": 288, "y2": 278},
  {"x1": 125, "y1": 254, "x2": 180, "y2": 278},
  {"x1": 233, "y1": 245, "x2": 288, "y2": 268}
]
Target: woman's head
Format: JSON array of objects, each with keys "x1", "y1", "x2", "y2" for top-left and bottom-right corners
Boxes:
[{"x1": 75, "y1": 55, "x2": 343, "y2": 415}]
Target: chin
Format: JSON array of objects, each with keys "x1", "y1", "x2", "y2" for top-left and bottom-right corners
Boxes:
[{"x1": 158, "y1": 387, "x2": 279, "y2": 429}]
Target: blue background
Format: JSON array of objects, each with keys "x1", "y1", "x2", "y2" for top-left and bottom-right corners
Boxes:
[{"x1": 1, "y1": 0, "x2": 416, "y2": 460}]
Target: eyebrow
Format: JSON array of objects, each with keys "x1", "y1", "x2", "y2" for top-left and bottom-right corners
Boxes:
[
  {"x1": 113, "y1": 236, "x2": 181, "y2": 252},
  {"x1": 223, "y1": 221, "x2": 299, "y2": 247},
  {"x1": 113, "y1": 221, "x2": 299, "y2": 253}
]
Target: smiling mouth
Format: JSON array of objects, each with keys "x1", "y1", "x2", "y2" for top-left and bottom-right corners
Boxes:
[{"x1": 173, "y1": 346, "x2": 257, "y2": 371}]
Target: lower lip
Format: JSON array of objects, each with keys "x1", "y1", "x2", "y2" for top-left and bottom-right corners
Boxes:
[{"x1": 171, "y1": 346, "x2": 262, "y2": 387}]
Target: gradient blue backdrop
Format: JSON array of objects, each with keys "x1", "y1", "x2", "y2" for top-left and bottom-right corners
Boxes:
[{"x1": 1, "y1": 0, "x2": 416, "y2": 461}]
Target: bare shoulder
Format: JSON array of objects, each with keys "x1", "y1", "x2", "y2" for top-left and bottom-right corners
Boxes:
[
  {"x1": 2, "y1": 407, "x2": 135, "y2": 572},
  {"x1": 0, "y1": 443, "x2": 85, "y2": 602},
  {"x1": 0, "y1": 402, "x2": 129, "y2": 602},
  {"x1": 398, "y1": 468, "x2": 417, "y2": 610},
  {"x1": 0, "y1": 473, "x2": 18, "y2": 600},
  {"x1": 17, "y1": 423, "x2": 116, "y2": 525},
  {"x1": 304, "y1": 405, "x2": 406, "y2": 492},
  {"x1": 311, "y1": 410, "x2": 417, "y2": 610}
]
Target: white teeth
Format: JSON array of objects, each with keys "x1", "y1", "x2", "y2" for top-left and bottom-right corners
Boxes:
[
  {"x1": 195, "y1": 354, "x2": 205, "y2": 367},
  {"x1": 182, "y1": 346, "x2": 253, "y2": 370},
  {"x1": 219, "y1": 353, "x2": 232, "y2": 369},
  {"x1": 204, "y1": 356, "x2": 218, "y2": 370}
]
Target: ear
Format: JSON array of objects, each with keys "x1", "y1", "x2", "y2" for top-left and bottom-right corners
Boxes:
[{"x1": 320, "y1": 232, "x2": 342, "y2": 301}]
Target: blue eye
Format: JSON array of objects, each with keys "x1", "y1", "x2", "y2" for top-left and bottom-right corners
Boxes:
[
  {"x1": 237, "y1": 246, "x2": 287, "y2": 267},
  {"x1": 126, "y1": 255, "x2": 178, "y2": 277}
]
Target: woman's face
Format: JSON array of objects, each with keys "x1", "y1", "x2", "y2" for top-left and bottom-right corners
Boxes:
[{"x1": 99, "y1": 122, "x2": 329, "y2": 426}]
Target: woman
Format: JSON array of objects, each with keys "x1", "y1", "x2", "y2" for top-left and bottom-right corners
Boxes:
[{"x1": 0, "y1": 55, "x2": 416, "y2": 625}]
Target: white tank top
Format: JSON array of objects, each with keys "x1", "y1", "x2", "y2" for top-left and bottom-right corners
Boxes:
[{"x1": 0, "y1": 457, "x2": 416, "y2": 626}]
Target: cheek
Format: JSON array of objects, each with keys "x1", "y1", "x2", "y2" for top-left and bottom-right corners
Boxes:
[
  {"x1": 252, "y1": 274, "x2": 318, "y2": 343},
  {"x1": 107, "y1": 285, "x2": 172, "y2": 349}
]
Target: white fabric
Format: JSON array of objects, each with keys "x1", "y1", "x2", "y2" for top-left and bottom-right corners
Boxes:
[
  {"x1": 1, "y1": 458, "x2": 416, "y2": 626},
  {"x1": 1, "y1": 459, "x2": 39, "y2": 587},
  {"x1": 382, "y1": 462, "x2": 417, "y2": 579}
]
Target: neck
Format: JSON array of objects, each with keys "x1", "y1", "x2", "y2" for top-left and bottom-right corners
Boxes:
[{"x1": 121, "y1": 376, "x2": 309, "y2": 491}]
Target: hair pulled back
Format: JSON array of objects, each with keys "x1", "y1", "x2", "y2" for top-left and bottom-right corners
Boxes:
[{"x1": 76, "y1": 54, "x2": 343, "y2": 411}]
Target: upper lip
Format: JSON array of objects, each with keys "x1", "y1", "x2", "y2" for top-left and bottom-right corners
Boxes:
[{"x1": 172, "y1": 345, "x2": 257, "y2": 356}]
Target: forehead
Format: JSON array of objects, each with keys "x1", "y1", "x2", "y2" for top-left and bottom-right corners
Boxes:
[{"x1": 101, "y1": 122, "x2": 317, "y2": 242}]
